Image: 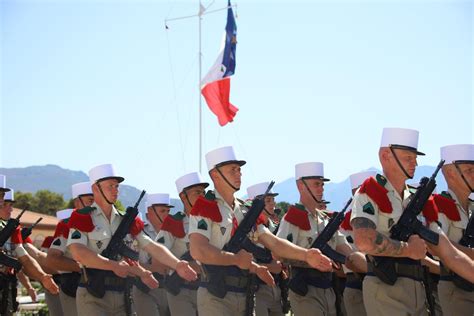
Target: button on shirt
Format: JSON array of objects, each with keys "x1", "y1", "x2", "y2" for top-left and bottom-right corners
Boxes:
[{"x1": 66, "y1": 203, "x2": 152, "y2": 256}]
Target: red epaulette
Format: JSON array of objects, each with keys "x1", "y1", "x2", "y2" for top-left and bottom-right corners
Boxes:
[
  {"x1": 67, "y1": 207, "x2": 95, "y2": 233},
  {"x1": 41, "y1": 236, "x2": 54, "y2": 249},
  {"x1": 422, "y1": 196, "x2": 439, "y2": 224},
  {"x1": 10, "y1": 227, "x2": 23, "y2": 244},
  {"x1": 161, "y1": 215, "x2": 185, "y2": 238},
  {"x1": 340, "y1": 210, "x2": 352, "y2": 231},
  {"x1": 256, "y1": 214, "x2": 267, "y2": 226},
  {"x1": 129, "y1": 217, "x2": 145, "y2": 236},
  {"x1": 433, "y1": 193, "x2": 460, "y2": 221},
  {"x1": 283, "y1": 205, "x2": 311, "y2": 231},
  {"x1": 359, "y1": 177, "x2": 393, "y2": 213},
  {"x1": 53, "y1": 220, "x2": 70, "y2": 239},
  {"x1": 24, "y1": 237, "x2": 33, "y2": 244},
  {"x1": 190, "y1": 196, "x2": 222, "y2": 222}
]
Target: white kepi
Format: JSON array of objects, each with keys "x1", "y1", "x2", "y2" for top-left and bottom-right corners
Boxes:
[
  {"x1": 205, "y1": 146, "x2": 246, "y2": 171},
  {"x1": 57, "y1": 209, "x2": 74, "y2": 220},
  {"x1": 72, "y1": 182, "x2": 93, "y2": 199},
  {"x1": 295, "y1": 162, "x2": 330, "y2": 181},
  {"x1": 88, "y1": 164, "x2": 124, "y2": 183},
  {"x1": 380, "y1": 127, "x2": 425, "y2": 155},
  {"x1": 175, "y1": 172, "x2": 209, "y2": 194},
  {"x1": 247, "y1": 182, "x2": 278, "y2": 200},
  {"x1": 0, "y1": 175, "x2": 10, "y2": 192},
  {"x1": 4, "y1": 189, "x2": 15, "y2": 202},
  {"x1": 350, "y1": 171, "x2": 377, "y2": 190},
  {"x1": 440, "y1": 144, "x2": 474, "y2": 164}
]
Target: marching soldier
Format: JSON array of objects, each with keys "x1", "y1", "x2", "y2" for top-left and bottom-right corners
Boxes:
[
  {"x1": 156, "y1": 172, "x2": 208, "y2": 315},
  {"x1": 67, "y1": 163, "x2": 197, "y2": 315},
  {"x1": 276, "y1": 162, "x2": 357, "y2": 316},
  {"x1": 429, "y1": 144, "x2": 474, "y2": 315},
  {"x1": 189, "y1": 146, "x2": 332, "y2": 316},
  {"x1": 350, "y1": 127, "x2": 429, "y2": 316},
  {"x1": 246, "y1": 182, "x2": 286, "y2": 316},
  {"x1": 0, "y1": 179, "x2": 59, "y2": 316},
  {"x1": 339, "y1": 171, "x2": 376, "y2": 316},
  {"x1": 133, "y1": 193, "x2": 173, "y2": 316},
  {"x1": 47, "y1": 182, "x2": 94, "y2": 316}
]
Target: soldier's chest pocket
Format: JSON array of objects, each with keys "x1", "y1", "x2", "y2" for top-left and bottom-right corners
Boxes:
[
  {"x1": 298, "y1": 229, "x2": 315, "y2": 248},
  {"x1": 88, "y1": 229, "x2": 111, "y2": 251},
  {"x1": 450, "y1": 220, "x2": 467, "y2": 242}
]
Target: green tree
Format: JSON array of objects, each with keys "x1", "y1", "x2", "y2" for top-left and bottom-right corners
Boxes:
[
  {"x1": 14, "y1": 190, "x2": 67, "y2": 216},
  {"x1": 14, "y1": 192, "x2": 35, "y2": 210},
  {"x1": 275, "y1": 201, "x2": 290, "y2": 220}
]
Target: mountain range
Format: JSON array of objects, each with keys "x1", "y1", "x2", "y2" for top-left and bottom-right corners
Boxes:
[{"x1": 0, "y1": 164, "x2": 447, "y2": 212}]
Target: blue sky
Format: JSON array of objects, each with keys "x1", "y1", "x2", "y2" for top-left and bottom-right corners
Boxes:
[{"x1": 1, "y1": 0, "x2": 472, "y2": 198}]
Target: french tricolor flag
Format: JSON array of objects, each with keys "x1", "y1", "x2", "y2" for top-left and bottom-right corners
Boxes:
[{"x1": 201, "y1": 1, "x2": 238, "y2": 127}]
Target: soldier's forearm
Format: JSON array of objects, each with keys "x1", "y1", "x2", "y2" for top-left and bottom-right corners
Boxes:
[
  {"x1": 145, "y1": 241, "x2": 180, "y2": 270},
  {"x1": 259, "y1": 231, "x2": 307, "y2": 262},
  {"x1": 46, "y1": 250, "x2": 81, "y2": 272},
  {"x1": 352, "y1": 218, "x2": 409, "y2": 257},
  {"x1": 69, "y1": 243, "x2": 116, "y2": 271},
  {"x1": 19, "y1": 253, "x2": 48, "y2": 281}
]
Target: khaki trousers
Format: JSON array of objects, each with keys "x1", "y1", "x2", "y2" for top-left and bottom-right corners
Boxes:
[
  {"x1": 363, "y1": 276, "x2": 428, "y2": 316},
  {"x1": 132, "y1": 285, "x2": 170, "y2": 316},
  {"x1": 438, "y1": 280, "x2": 474, "y2": 316},
  {"x1": 166, "y1": 288, "x2": 198, "y2": 315},
  {"x1": 45, "y1": 290, "x2": 63, "y2": 316},
  {"x1": 289, "y1": 286, "x2": 336, "y2": 316},
  {"x1": 343, "y1": 288, "x2": 366, "y2": 316},
  {"x1": 76, "y1": 287, "x2": 127, "y2": 316},
  {"x1": 197, "y1": 287, "x2": 248, "y2": 316},
  {"x1": 59, "y1": 290, "x2": 78, "y2": 316},
  {"x1": 255, "y1": 284, "x2": 283, "y2": 316}
]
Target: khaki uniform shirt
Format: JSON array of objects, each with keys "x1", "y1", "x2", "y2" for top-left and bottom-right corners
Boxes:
[
  {"x1": 156, "y1": 213, "x2": 189, "y2": 259},
  {"x1": 0, "y1": 220, "x2": 27, "y2": 273},
  {"x1": 430, "y1": 189, "x2": 473, "y2": 243},
  {"x1": 66, "y1": 203, "x2": 152, "y2": 256},
  {"x1": 350, "y1": 174, "x2": 415, "y2": 236},
  {"x1": 50, "y1": 220, "x2": 76, "y2": 273},
  {"x1": 276, "y1": 204, "x2": 348, "y2": 251},
  {"x1": 189, "y1": 191, "x2": 268, "y2": 250}
]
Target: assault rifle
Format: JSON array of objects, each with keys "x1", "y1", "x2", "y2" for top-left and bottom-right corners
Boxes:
[
  {"x1": 0, "y1": 209, "x2": 27, "y2": 271},
  {"x1": 85, "y1": 190, "x2": 146, "y2": 299},
  {"x1": 205, "y1": 181, "x2": 275, "y2": 301},
  {"x1": 451, "y1": 211, "x2": 474, "y2": 291},
  {"x1": 21, "y1": 217, "x2": 43, "y2": 241},
  {"x1": 288, "y1": 198, "x2": 352, "y2": 296}
]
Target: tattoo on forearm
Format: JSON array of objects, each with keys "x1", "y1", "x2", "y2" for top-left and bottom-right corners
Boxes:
[{"x1": 352, "y1": 217, "x2": 405, "y2": 256}]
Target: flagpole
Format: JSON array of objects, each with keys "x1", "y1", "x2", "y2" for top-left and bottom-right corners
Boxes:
[{"x1": 198, "y1": 1, "x2": 203, "y2": 174}]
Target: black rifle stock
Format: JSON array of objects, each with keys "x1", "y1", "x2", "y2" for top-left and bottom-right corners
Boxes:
[
  {"x1": 451, "y1": 212, "x2": 474, "y2": 291},
  {"x1": 205, "y1": 181, "x2": 275, "y2": 300},
  {"x1": 371, "y1": 160, "x2": 444, "y2": 287},
  {"x1": 86, "y1": 191, "x2": 146, "y2": 299},
  {"x1": 288, "y1": 198, "x2": 352, "y2": 296},
  {"x1": 0, "y1": 209, "x2": 27, "y2": 271},
  {"x1": 21, "y1": 217, "x2": 43, "y2": 241}
]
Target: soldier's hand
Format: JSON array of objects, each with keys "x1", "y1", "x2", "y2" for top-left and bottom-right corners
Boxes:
[
  {"x1": 305, "y1": 248, "x2": 332, "y2": 272},
  {"x1": 27, "y1": 287, "x2": 37, "y2": 302},
  {"x1": 41, "y1": 274, "x2": 59, "y2": 295},
  {"x1": 252, "y1": 263, "x2": 275, "y2": 287},
  {"x1": 407, "y1": 235, "x2": 427, "y2": 260},
  {"x1": 112, "y1": 260, "x2": 130, "y2": 278},
  {"x1": 266, "y1": 260, "x2": 283, "y2": 274},
  {"x1": 234, "y1": 249, "x2": 253, "y2": 270},
  {"x1": 175, "y1": 260, "x2": 198, "y2": 282}
]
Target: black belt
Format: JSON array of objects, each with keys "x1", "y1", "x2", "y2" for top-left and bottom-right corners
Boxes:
[
  {"x1": 292, "y1": 267, "x2": 333, "y2": 289},
  {"x1": 80, "y1": 269, "x2": 127, "y2": 292},
  {"x1": 201, "y1": 274, "x2": 250, "y2": 293},
  {"x1": 367, "y1": 261, "x2": 424, "y2": 282},
  {"x1": 345, "y1": 272, "x2": 365, "y2": 290}
]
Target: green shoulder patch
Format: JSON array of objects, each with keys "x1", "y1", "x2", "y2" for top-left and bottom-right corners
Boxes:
[
  {"x1": 408, "y1": 187, "x2": 417, "y2": 194},
  {"x1": 52, "y1": 238, "x2": 61, "y2": 246},
  {"x1": 346, "y1": 236, "x2": 354, "y2": 243},
  {"x1": 170, "y1": 211, "x2": 186, "y2": 221},
  {"x1": 76, "y1": 206, "x2": 96, "y2": 215},
  {"x1": 243, "y1": 200, "x2": 253, "y2": 208},
  {"x1": 197, "y1": 219, "x2": 208, "y2": 230},
  {"x1": 441, "y1": 191, "x2": 452, "y2": 199},
  {"x1": 287, "y1": 233, "x2": 293, "y2": 242},
  {"x1": 157, "y1": 236, "x2": 165, "y2": 244},
  {"x1": 376, "y1": 174, "x2": 387, "y2": 187},
  {"x1": 362, "y1": 202, "x2": 375, "y2": 215},
  {"x1": 205, "y1": 190, "x2": 216, "y2": 201},
  {"x1": 294, "y1": 203, "x2": 306, "y2": 211},
  {"x1": 71, "y1": 230, "x2": 82, "y2": 239}
]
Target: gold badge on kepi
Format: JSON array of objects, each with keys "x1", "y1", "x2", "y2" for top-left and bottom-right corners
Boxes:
[{"x1": 96, "y1": 240, "x2": 103, "y2": 249}]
